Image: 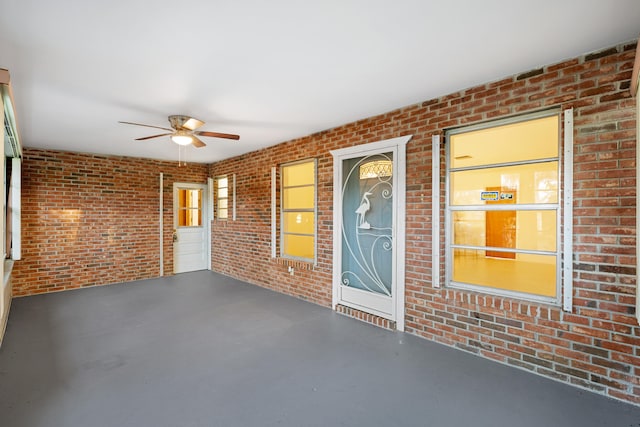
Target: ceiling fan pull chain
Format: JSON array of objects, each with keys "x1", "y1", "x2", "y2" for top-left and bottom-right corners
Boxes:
[{"x1": 178, "y1": 144, "x2": 187, "y2": 166}]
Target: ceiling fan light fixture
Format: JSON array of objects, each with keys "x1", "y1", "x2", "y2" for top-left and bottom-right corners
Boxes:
[{"x1": 171, "y1": 132, "x2": 193, "y2": 146}]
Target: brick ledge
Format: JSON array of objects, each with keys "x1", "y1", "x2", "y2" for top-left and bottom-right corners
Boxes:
[
  {"x1": 336, "y1": 304, "x2": 396, "y2": 330},
  {"x1": 274, "y1": 257, "x2": 314, "y2": 270}
]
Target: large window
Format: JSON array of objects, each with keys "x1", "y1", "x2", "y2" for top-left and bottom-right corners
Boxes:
[
  {"x1": 281, "y1": 159, "x2": 316, "y2": 261},
  {"x1": 446, "y1": 112, "x2": 560, "y2": 302}
]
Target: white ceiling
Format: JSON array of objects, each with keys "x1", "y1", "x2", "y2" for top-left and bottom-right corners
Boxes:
[{"x1": 1, "y1": 0, "x2": 639, "y2": 163}]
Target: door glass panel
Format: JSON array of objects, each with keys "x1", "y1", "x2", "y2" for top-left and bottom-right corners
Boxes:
[
  {"x1": 341, "y1": 153, "x2": 394, "y2": 296},
  {"x1": 177, "y1": 188, "x2": 202, "y2": 227}
]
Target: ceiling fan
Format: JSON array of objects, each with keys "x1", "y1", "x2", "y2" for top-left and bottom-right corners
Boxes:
[{"x1": 119, "y1": 115, "x2": 240, "y2": 148}]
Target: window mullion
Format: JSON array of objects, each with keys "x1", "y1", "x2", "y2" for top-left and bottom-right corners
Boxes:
[
  {"x1": 450, "y1": 204, "x2": 558, "y2": 211},
  {"x1": 451, "y1": 244, "x2": 557, "y2": 256},
  {"x1": 451, "y1": 157, "x2": 559, "y2": 172}
]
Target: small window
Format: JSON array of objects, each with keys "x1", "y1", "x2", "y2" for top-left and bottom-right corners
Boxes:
[
  {"x1": 446, "y1": 112, "x2": 560, "y2": 302},
  {"x1": 281, "y1": 159, "x2": 316, "y2": 261},
  {"x1": 216, "y1": 176, "x2": 229, "y2": 220}
]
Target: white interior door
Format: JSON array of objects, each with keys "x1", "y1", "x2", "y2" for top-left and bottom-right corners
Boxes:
[
  {"x1": 173, "y1": 183, "x2": 208, "y2": 273},
  {"x1": 331, "y1": 136, "x2": 410, "y2": 330}
]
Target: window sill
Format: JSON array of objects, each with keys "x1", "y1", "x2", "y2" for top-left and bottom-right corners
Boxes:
[
  {"x1": 275, "y1": 257, "x2": 314, "y2": 271},
  {"x1": 448, "y1": 280, "x2": 560, "y2": 307}
]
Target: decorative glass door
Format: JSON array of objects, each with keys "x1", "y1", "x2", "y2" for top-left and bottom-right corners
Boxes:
[
  {"x1": 332, "y1": 135, "x2": 409, "y2": 327},
  {"x1": 341, "y1": 153, "x2": 394, "y2": 303}
]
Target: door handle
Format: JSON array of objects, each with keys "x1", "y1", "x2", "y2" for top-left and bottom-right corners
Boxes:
[{"x1": 172, "y1": 229, "x2": 178, "y2": 242}]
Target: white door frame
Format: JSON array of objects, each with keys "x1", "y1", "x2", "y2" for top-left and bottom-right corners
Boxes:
[
  {"x1": 207, "y1": 177, "x2": 213, "y2": 271},
  {"x1": 173, "y1": 182, "x2": 211, "y2": 273},
  {"x1": 331, "y1": 135, "x2": 411, "y2": 331}
]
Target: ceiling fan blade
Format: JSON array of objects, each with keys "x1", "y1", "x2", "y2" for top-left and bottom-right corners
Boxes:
[
  {"x1": 195, "y1": 131, "x2": 240, "y2": 140},
  {"x1": 119, "y1": 121, "x2": 173, "y2": 132},
  {"x1": 182, "y1": 117, "x2": 205, "y2": 131},
  {"x1": 191, "y1": 136, "x2": 206, "y2": 148},
  {"x1": 135, "y1": 133, "x2": 172, "y2": 141}
]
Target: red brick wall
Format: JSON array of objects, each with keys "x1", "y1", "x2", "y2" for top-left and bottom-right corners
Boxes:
[
  {"x1": 210, "y1": 42, "x2": 639, "y2": 404},
  {"x1": 13, "y1": 150, "x2": 208, "y2": 295}
]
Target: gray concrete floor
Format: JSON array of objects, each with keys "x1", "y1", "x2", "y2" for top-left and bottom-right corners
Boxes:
[{"x1": 1, "y1": 271, "x2": 639, "y2": 427}]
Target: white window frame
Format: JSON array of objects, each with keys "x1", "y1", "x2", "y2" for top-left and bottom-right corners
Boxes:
[
  {"x1": 280, "y1": 158, "x2": 317, "y2": 263},
  {"x1": 215, "y1": 175, "x2": 229, "y2": 220},
  {"x1": 632, "y1": 45, "x2": 640, "y2": 325},
  {"x1": 445, "y1": 110, "x2": 563, "y2": 305}
]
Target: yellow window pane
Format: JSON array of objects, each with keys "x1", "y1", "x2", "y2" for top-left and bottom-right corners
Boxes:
[
  {"x1": 450, "y1": 115, "x2": 559, "y2": 168},
  {"x1": 450, "y1": 162, "x2": 558, "y2": 206},
  {"x1": 218, "y1": 188, "x2": 228, "y2": 199},
  {"x1": 179, "y1": 189, "x2": 195, "y2": 208},
  {"x1": 178, "y1": 208, "x2": 202, "y2": 227},
  {"x1": 217, "y1": 177, "x2": 228, "y2": 188},
  {"x1": 453, "y1": 211, "x2": 556, "y2": 252},
  {"x1": 283, "y1": 161, "x2": 315, "y2": 187},
  {"x1": 218, "y1": 208, "x2": 228, "y2": 220},
  {"x1": 177, "y1": 188, "x2": 202, "y2": 226},
  {"x1": 180, "y1": 189, "x2": 202, "y2": 209},
  {"x1": 218, "y1": 199, "x2": 228, "y2": 210},
  {"x1": 283, "y1": 234, "x2": 314, "y2": 259},
  {"x1": 284, "y1": 212, "x2": 314, "y2": 234},
  {"x1": 453, "y1": 249, "x2": 556, "y2": 297},
  {"x1": 189, "y1": 209, "x2": 202, "y2": 226},
  {"x1": 283, "y1": 186, "x2": 314, "y2": 210}
]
